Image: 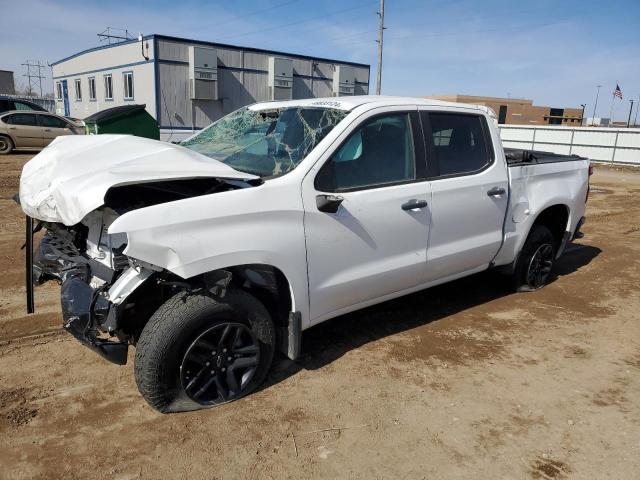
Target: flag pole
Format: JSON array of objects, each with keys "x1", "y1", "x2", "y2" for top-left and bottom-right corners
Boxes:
[{"x1": 609, "y1": 84, "x2": 616, "y2": 127}]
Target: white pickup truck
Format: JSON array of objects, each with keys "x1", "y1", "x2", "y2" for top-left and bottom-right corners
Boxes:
[{"x1": 19, "y1": 96, "x2": 590, "y2": 412}]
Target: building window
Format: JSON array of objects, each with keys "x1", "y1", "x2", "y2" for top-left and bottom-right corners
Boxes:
[
  {"x1": 74, "y1": 79, "x2": 82, "y2": 101},
  {"x1": 123, "y1": 71, "x2": 134, "y2": 100},
  {"x1": 55, "y1": 81, "x2": 62, "y2": 101},
  {"x1": 88, "y1": 77, "x2": 96, "y2": 101},
  {"x1": 104, "y1": 74, "x2": 113, "y2": 100}
]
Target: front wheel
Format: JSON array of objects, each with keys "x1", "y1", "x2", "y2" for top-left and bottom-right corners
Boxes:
[
  {"x1": 134, "y1": 289, "x2": 275, "y2": 413},
  {"x1": 512, "y1": 225, "x2": 557, "y2": 291}
]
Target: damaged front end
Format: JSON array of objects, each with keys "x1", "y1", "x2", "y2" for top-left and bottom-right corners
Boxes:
[{"x1": 30, "y1": 210, "x2": 158, "y2": 365}]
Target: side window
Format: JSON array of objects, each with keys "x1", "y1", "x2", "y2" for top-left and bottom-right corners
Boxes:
[
  {"x1": 39, "y1": 115, "x2": 68, "y2": 128},
  {"x1": 0, "y1": 100, "x2": 11, "y2": 112},
  {"x1": 104, "y1": 74, "x2": 113, "y2": 100},
  {"x1": 14, "y1": 102, "x2": 34, "y2": 111},
  {"x1": 74, "y1": 79, "x2": 82, "y2": 101},
  {"x1": 88, "y1": 77, "x2": 96, "y2": 100},
  {"x1": 428, "y1": 113, "x2": 491, "y2": 176},
  {"x1": 123, "y1": 71, "x2": 134, "y2": 100},
  {"x1": 7, "y1": 114, "x2": 37, "y2": 126},
  {"x1": 316, "y1": 113, "x2": 415, "y2": 191}
]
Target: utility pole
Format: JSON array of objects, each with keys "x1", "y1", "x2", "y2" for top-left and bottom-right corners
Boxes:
[
  {"x1": 591, "y1": 85, "x2": 601, "y2": 125},
  {"x1": 634, "y1": 94, "x2": 640, "y2": 127},
  {"x1": 22, "y1": 60, "x2": 47, "y2": 97},
  {"x1": 375, "y1": 0, "x2": 385, "y2": 95},
  {"x1": 627, "y1": 99, "x2": 635, "y2": 128}
]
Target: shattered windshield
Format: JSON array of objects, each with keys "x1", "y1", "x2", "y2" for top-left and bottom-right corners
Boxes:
[{"x1": 181, "y1": 106, "x2": 348, "y2": 178}]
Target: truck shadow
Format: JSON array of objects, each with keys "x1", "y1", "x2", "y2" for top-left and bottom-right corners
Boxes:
[{"x1": 266, "y1": 243, "x2": 601, "y2": 385}]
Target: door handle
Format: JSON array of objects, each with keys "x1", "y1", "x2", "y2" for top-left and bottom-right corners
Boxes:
[
  {"x1": 487, "y1": 187, "x2": 506, "y2": 197},
  {"x1": 43, "y1": 129, "x2": 51, "y2": 132},
  {"x1": 401, "y1": 199, "x2": 428, "y2": 211},
  {"x1": 316, "y1": 194, "x2": 344, "y2": 213}
]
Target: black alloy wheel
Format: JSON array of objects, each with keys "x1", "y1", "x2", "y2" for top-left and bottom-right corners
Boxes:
[
  {"x1": 525, "y1": 243, "x2": 554, "y2": 289},
  {"x1": 180, "y1": 322, "x2": 260, "y2": 405}
]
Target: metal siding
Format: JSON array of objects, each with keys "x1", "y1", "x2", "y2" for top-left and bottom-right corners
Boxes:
[
  {"x1": 355, "y1": 84, "x2": 369, "y2": 95},
  {"x1": 157, "y1": 62, "x2": 189, "y2": 128},
  {"x1": 313, "y1": 62, "x2": 333, "y2": 80},
  {"x1": 243, "y1": 52, "x2": 269, "y2": 71},
  {"x1": 157, "y1": 40, "x2": 189, "y2": 62},
  {"x1": 292, "y1": 59, "x2": 311, "y2": 76},
  {"x1": 312, "y1": 79, "x2": 332, "y2": 98},
  {"x1": 243, "y1": 72, "x2": 268, "y2": 102},
  {"x1": 218, "y1": 69, "x2": 253, "y2": 112},
  {"x1": 353, "y1": 66, "x2": 370, "y2": 84},
  {"x1": 217, "y1": 48, "x2": 242, "y2": 68},
  {"x1": 293, "y1": 77, "x2": 312, "y2": 99}
]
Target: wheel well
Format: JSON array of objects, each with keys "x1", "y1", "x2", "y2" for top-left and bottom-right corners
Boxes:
[
  {"x1": 531, "y1": 204, "x2": 569, "y2": 248},
  {"x1": 119, "y1": 264, "x2": 294, "y2": 345},
  {"x1": 226, "y1": 264, "x2": 293, "y2": 331}
]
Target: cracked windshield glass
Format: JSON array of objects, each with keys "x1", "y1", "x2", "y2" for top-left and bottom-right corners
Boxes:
[{"x1": 181, "y1": 106, "x2": 347, "y2": 178}]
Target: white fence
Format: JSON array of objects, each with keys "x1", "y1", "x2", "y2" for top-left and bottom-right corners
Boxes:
[{"x1": 498, "y1": 125, "x2": 640, "y2": 165}]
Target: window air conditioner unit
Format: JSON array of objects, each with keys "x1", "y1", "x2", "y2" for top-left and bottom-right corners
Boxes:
[
  {"x1": 268, "y1": 57, "x2": 293, "y2": 101},
  {"x1": 333, "y1": 65, "x2": 355, "y2": 96},
  {"x1": 189, "y1": 46, "x2": 218, "y2": 100}
]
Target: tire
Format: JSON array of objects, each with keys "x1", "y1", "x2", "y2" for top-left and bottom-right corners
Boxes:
[
  {"x1": 512, "y1": 224, "x2": 556, "y2": 292},
  {"x1": 134, "y1": 289, "x2": 275, "y2": 413},
  {"x1": 0, "y1": 135, "x2": 13, "y2": 155}
]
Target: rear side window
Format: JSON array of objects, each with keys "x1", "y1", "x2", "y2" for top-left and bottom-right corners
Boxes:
[
  {"x1": 14, "y1": 101, "x2": 34, "y2": 111},
  {"x1": 6, "y1": 113, "x2": 37, "y2": 126},
  {"x1": 0, "y1": 100, "x2": 12, "y2": 112},
  {"x1": 428, "y1": 113, "x2": 492, "y2": 176},
  {"x1": 39, "y1": 115, "x2": 68, "y2": 128},
  {"x1": 316, "y1": 113, "x2": 415, "y2": 191}
]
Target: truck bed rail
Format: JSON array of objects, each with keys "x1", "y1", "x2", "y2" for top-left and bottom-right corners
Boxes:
[{"x1": 504, "y1": 148, "x2": 587, "y2": 166}]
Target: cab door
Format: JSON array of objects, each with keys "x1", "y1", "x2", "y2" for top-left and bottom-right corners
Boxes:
[
  {"x1": 38, "y1": 114, "x2": 74, "y2": 146},
  {"x1": 301, "y1": 107, "x2": 431, "y2": 324},
  {"x1": 5, "y1": 113, "x2": 42, "y2": 148},
  {"x1": 420, "y1": 110, "x2": 509, "y2": 281}
]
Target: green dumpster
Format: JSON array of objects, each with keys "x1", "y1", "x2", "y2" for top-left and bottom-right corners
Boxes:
[{"x1": 84, "y1": 104, "x2": 160, "y2": 140}]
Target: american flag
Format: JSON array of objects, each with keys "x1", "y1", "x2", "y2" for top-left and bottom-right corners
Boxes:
[{"x1": 614, "y1": 84, "x2": 623, "y2": 99}]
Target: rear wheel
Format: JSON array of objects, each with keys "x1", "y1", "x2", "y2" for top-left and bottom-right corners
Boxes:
[
  {"x1": 134, "y1": 289, "x2": 275, "y2": 413},
  {"x1": 0, "y1": 135, "x2": 13, "y2": 155},
  {"x1": 513, "y1": 225, "x2": 556, "y2": 291}
]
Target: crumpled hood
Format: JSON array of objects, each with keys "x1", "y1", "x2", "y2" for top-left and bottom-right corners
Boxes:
[{"x1": 19, "y1": 134, "x2": 257, "y2": 226}]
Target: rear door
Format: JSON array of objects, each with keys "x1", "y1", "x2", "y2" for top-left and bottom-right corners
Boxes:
[
  {"x1": 302, "y1": 107, "x2": 431, "y2": 323},
  {"x1": 38, "y1": 114, "x2": 74, "y2": 146},
  {"x1": 420, "y1": 110, "x2": 509, "y2": 280},
  {"x1": 4, "y1": 113, "x2": 42, "y2": 148}
]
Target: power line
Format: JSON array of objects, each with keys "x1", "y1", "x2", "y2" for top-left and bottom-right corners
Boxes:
[
  {"x1": 21, "y1": 60, "x2": 47, "y2": 97},
  {"x1": 216, "y1": 1, "x2": 377, "y2": 41}
]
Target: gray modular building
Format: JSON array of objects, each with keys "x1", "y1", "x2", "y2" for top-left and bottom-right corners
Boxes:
[
  {"x1": 51, "y1": 34, "x2": 370, "y2": 139},
  {"x1": 0, "y1": 70, "x2": 15, "y2": 95}
]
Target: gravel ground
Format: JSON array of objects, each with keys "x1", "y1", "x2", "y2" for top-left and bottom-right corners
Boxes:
[{"x1": 0, "y1": 153, "x2": 639, "y2": 479}]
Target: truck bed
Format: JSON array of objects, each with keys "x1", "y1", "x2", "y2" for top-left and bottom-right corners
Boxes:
[{"x1": 504, "y1": 148, "x2": 588, "y2": 166}]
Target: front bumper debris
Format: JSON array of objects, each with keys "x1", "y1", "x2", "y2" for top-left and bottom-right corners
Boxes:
[
  {"x1": 33, "y1": 227, "x2": 130, "y2": 365},
  {"x1": 61, "y1": 276, "x2": 129, "y2": 365}
]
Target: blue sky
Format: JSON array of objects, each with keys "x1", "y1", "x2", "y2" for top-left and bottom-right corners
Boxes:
[{"x1": 2, "y1": 0, "x2": 639, "y2": 119}]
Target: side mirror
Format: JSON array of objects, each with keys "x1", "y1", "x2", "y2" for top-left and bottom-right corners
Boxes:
[{"x1": 316, "y1": 194, "x2": 344, "y2": 214}]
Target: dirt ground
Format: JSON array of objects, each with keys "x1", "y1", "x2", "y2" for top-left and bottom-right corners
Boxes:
[{"x1": 0, "y1": 153, "x2": 639, "y2": 480}]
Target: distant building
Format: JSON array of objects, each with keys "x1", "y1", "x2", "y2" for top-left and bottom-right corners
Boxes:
[
  {"x1": 585, "y1": 117, "x2": 611, "y2": 127},
  {"x1": 0, "y1": 70, "x2": 15, "y2": 95},
  {"x1": 52, "y1": 34, "x2": 370, "y2": 140},
  {"x1": 426, "y1": 95, "x2": 583, "y2": 126}
]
